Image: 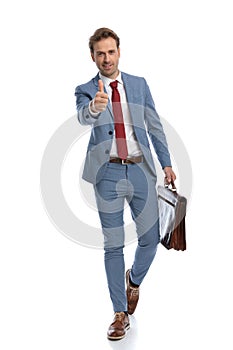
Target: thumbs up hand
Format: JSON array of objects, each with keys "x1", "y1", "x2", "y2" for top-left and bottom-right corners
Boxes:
[
  {"x1": 90, "y1": 80, "x2": 109, "y2": 113},
  {"x1": 98, "y1": 79, "x2": 105, "y2": 93}
]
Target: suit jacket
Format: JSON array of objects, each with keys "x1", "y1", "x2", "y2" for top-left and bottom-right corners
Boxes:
[{"x1": 75, "y1": 72, "x2": 172, "y2": 184}]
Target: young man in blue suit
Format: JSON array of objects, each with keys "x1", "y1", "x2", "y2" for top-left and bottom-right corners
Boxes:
[{"x1": 75, "y1": 28, "x2": 176, "y2": 340}]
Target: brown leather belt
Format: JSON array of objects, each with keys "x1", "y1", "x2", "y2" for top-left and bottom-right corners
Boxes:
[{"x1": 109, "y1": 156, "x2": 143, "y2": 164}]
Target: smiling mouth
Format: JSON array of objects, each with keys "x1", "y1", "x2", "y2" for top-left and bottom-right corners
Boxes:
[{"x1": 103, "y1": 64, "x2": 112, "y2": 70}]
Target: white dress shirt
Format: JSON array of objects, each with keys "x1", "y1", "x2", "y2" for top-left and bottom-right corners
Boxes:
[{"x1": 98, "y1": 72, "x2": 143, "y2": 158}]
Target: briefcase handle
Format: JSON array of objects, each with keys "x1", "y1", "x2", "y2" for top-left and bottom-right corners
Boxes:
[{"x1": 164, "y1": 180, "x2": 177, "y2": 192}]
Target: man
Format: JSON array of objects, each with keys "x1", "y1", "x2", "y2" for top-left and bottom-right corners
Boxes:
[{"x1": 75, "y1": 28, "x2": 176, "y2": 340}]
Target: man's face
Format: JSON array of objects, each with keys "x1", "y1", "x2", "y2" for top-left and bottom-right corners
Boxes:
[{"x1": 91, "y1": 37, "x2": 120, "y2": 79}]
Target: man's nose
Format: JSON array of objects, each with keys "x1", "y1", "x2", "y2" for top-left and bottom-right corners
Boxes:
[{"x1": 104, "y1": 53, "x2": 110, "y2": 62}]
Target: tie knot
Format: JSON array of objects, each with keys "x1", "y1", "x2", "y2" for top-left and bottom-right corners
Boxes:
[{"x1": 110, "y1": 80, "x2": 118, "y2": 89}]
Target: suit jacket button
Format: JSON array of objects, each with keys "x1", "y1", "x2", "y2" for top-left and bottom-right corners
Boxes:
[
  {"x1": 105, "y1": 150, "x2": 110, "y2": 154},
  {"x1": 108, "y1": 131, "x2": 113, "y2": 135}
]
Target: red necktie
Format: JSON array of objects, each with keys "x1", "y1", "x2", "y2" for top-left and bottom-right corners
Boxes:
[{"x1": 110, "y1": 81, "x2": 128, "y2": 160}]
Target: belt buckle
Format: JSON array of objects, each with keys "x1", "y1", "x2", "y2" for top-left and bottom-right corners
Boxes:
[{"x1": 121, "y1": 159, "x2": 127, "y2": 164}]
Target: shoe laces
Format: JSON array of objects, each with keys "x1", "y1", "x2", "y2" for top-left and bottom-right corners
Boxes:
[
  {"x1": 130, "y1": 286, "x2": 139, "y2": 296},
  {"x1": 115, "y1": 312, "x2": 125, "y2": 321}
]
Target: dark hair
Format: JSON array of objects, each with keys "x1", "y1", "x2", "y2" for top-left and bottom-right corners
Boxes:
[{"x1": 89, "y1": 28, "x2": 120, "y2": 53}]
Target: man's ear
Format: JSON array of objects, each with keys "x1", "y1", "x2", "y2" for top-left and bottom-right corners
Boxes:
[{"x1": 91, "y1": 52, "x2": 95, "y2": 62}]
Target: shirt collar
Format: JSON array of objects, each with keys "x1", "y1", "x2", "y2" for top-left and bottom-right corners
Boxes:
[{"x1": 99, "y1": 71, "x2": 123, "y2": 86}]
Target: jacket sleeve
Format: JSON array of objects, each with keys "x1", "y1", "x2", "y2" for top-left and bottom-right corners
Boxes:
[
  {"x1": 74, "y1": 85, "x2": 100, "y2": 125},
  {"x1": 143, "y1": 79, "x2": 172, "y2": 169}
]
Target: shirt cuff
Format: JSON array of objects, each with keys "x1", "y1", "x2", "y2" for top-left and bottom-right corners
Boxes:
[{"x1": 89, "y1": 100, "x2": 100, "y2": 117}]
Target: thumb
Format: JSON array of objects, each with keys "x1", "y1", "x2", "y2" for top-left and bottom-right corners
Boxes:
[{"x1": 98, "y1": 79, "x2": 104, "y2": 93}]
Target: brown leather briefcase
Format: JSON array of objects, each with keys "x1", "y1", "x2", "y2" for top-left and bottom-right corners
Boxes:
[{"x1": 158, "y1": 183, "x2": 187, "y2": 251}]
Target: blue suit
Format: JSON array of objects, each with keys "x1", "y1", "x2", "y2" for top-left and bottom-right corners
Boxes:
[
  {"x1": 75, "y1": 72, "x2": 172, "y2": 312},
  {"x1": 75, "y1": 72, "x2": 172, "y2": 184}
]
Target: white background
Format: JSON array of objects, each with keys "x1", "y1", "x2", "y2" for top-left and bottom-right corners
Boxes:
[{"x1": 1, "y1": 0, "x2": 232, "y2": 349}]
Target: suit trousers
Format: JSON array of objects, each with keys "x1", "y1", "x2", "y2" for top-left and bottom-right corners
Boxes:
[{"x1": 94, "y1": 161, "x2": 160, "y2": 312}]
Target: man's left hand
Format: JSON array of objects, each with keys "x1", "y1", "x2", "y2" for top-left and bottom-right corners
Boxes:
[{"x1": 163, "y1": 166, "x2": 176, "y2": 184}]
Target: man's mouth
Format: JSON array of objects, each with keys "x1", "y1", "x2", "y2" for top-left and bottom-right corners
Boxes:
[{"x1": 103, "y1": 64, "x2": 112, "y2": 70}]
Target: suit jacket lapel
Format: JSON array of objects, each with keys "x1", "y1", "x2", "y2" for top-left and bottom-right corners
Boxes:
[{"x1": 121, "y1": 72, "x2": 139, "y2": 126}]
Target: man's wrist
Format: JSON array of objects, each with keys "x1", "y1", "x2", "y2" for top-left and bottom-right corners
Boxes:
[{"x1": 89, "y1": 100, "x2": 100, "y2": 116}]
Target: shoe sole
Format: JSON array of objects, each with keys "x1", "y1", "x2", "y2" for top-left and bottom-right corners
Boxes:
[{"x1": 126, "y1": 269, "x2": 133, "y2": 315}]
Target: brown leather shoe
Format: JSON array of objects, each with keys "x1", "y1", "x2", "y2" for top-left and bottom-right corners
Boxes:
[
  {"x1": 107, "y1": 312, "x2": 130, "y2": 340},
  {"x1": 126, "y1": 269, "x2": 140, "y2": 315}
]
